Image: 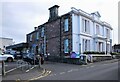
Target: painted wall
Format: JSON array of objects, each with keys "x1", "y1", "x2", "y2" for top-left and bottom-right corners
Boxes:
[{"x1": 71, "y1": 10, "x2": 112, "y2": 55}]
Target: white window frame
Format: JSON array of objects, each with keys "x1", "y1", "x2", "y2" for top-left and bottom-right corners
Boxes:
[
  {"x1": 83, "y1": 39, "x2": 90, "y2": 52},
  {"x1": 96, "y1": 24, "x2": 100, "y2": 35},
  {"x1": 82, "y1": 18, "x2": 90, "y2": 33},
  {"x1": 106, "y1": 28, "x2": 110, "y2": 38}
]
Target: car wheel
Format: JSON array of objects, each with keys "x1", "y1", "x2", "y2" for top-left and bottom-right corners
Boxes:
[{"x1": 7, "y1": 57, "x2": 13, "y2": 62}]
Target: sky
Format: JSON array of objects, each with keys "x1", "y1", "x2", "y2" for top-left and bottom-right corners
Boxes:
[{"x1": 0, "y1": 0, "x2": 119, "y2": 45}]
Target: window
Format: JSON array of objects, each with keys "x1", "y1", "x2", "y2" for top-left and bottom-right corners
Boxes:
[
  {"x1": 106, "y1": 28, "x2": 110, "y2": 38},
  {"x1": 36, "y1": 32, "x2": 39, "y2": 40},
  {"x1": 98, "y1": 42, "x2": 103, "y2": 52},
  {"x1": 40, "y1": 43, "x2": 44, "y2": 54},
  {"x1": 30, "y1": 34, "x2": 32, "y2": 41},
  {"x1": 64, "y1": 39, "x2": 69, "y2": 53},
  {"x1": 41, "y1": 27, "x2": 44, "y2": 37},
  {"x1": 82, "y1": 19, "x2": 90, "y2": 33},
  {"x1": 83, "y1": 39, "x2": 90, "y2": 52},
  {"x1": 96, "y1": 25, "x2": 100, "y2": 35},
  {"x1": 102, "y1": 26, "x2": 104, "y2": 36},
  {"x1": 64, "y1": 18, "x2": 69, "y2": 32}
]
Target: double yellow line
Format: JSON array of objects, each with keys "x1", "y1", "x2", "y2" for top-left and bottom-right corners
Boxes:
[
  {"x1": 29, "y1": 69, "x2": 51, "y2": 81},
  {"x1": 16, "y1": 68, "x2": 51, "y2": 82}
]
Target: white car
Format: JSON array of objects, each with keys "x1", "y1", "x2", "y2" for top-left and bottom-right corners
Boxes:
[{"x1": 0, "y1": 54, "x2": 14, "y2": 62}]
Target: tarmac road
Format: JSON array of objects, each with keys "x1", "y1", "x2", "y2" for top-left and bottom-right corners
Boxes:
[{"x1": 40, "y1": 59, "x2": 119, "y2": 80}]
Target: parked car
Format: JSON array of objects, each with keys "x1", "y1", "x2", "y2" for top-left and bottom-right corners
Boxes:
[
  {"x1": 23, "y1": 53, "x2": 44, "y2": 65},
  {"x1": 0, "y1": 53, "x2": 14, "y2": 62},
  {"x1": 5, "y1": 50, "x2": 22, "y2": 59}
]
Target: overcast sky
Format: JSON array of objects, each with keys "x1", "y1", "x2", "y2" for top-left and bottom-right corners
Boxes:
[{"x1": 0, "y1": 0, "x2": 119, "y2": 45}]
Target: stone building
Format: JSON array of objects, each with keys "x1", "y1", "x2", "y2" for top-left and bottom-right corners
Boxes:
[{"x1": 26, "y1": 5, "x2": 113, "y2": 62}]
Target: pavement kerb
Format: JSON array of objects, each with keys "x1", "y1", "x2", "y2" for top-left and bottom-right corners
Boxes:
[
  {"x1": 15, "y1": 68, "x2": 47, "y2": 81},
  {"x1": 87, "y1": 59, "x2": 119, "y2": 65}
]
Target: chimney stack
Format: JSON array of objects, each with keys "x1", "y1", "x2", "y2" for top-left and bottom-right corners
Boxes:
[
  {"x1": 48, "y1": 5, "x2": 59, "y2": 21},
  {"x1": 34, "y1": 27, "x2": 38, "y2": 30}
]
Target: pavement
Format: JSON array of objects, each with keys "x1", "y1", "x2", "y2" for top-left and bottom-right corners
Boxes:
[{"x1": 1, "y1": 60, "x2": 51, "y2": 81}]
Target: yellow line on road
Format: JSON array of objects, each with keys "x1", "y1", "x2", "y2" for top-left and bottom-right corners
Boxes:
[{"x1": 29, "y1": 70, "x2": 51, "y2": 81}]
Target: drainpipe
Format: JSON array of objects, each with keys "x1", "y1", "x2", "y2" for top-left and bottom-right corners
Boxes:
[
  {"x1": 60, "y1": 17, "x2": 62, "y2": 61},
  {"x1": 105, "y1": 38, "x2": 107, "y2": 55}
]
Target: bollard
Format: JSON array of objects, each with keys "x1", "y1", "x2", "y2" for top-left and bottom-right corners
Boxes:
[
  {"x1": 84, "y1": 55, "x2": 87, "y2": 64},
  {"x1": 38, "y1": 57, "x2": 41, "y2": 68},
  {"x1": 2, "y1": 61, "x2": 5, "y2": 76}
]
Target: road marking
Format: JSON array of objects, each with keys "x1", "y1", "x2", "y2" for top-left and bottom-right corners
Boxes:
[
  {"x1": 5, "y1": 67, "x2": 17, "y2": 73},
  {"x1": 82, "y1": 65, "x2": 87, "y2": 66},
  {"x1": 68, "y1": 70, "x2": 73, "y2": 73},
  {"x1": 5, "y1": 64, "x2": 27, "y2": 74},
  {"x1": 26, "y1": 65, "x2": 37, "y2": 73},
  {"x1": 60, "y1": 72, "x2": 65, "y2": 75},
  {"x1": 89, "y1": 63, "x2": 93, "y2": 65},
  {"x1": 29, "y1": 70, "x2": 51, "y2": 80}
]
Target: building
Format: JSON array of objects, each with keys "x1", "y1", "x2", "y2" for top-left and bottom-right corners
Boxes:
[
  {"x1": 26, "y1": 5, "x2": 113, "y2": 61},
  {"x1": 112, "y1": 44, "x2": 120, "y2": 53},
  {"x1": 0, "y1": 37, "x2": 14, "y2": 51}
]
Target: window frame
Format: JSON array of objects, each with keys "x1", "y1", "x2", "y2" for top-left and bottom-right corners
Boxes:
[
  {"x1": 30, "y1": 34, "x2": 33, "y2": 42},
  {"x1": 41, "y1": 27, "x2": 44, "y2": 37},
  {"x1": 36, "y1": 32, "x2": 39, "y2": 40},
  {"x1": 64, "y1": 39, "x2": 69, "y2": 53},
  {"x1": 64, "y1": 18, "x2": 69, "y2": 32}
]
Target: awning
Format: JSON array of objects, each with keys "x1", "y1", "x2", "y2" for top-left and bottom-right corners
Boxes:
[{"x1": 6, "y1": 42, "x2": 29, "y2": 51}]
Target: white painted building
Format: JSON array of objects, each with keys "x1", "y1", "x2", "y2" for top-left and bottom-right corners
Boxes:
[
  {"x1": 71, "y1": 7, "x2": 113, "y2": 55},
  {"x1": 0, "y1": 37, "x2": 14, "y2": 51}
]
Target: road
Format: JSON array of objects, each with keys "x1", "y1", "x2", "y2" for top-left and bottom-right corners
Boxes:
[{"x1": 40, "y1": 59, "x2": 119, "y2": 80}]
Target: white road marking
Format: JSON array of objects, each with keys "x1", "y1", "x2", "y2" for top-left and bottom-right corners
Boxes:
[
  {"x1": 26, "y1": 65, "x2": 37, "y2": 73},
  {"x1": 5, "y1": 64, "x2": 27, "y2": 74},
  {"x1": 5, "y1": 67, "x2": 17, "y2": 73},
  {"x1": 82, "y1": 65, "x2": 87, "y2": 66},
  {"x1": 68, "y1": 70, "x2": 73, "y2": 73},
  {"x1": 60, "y1": 72, "x2": 65, "y2": 75}
]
